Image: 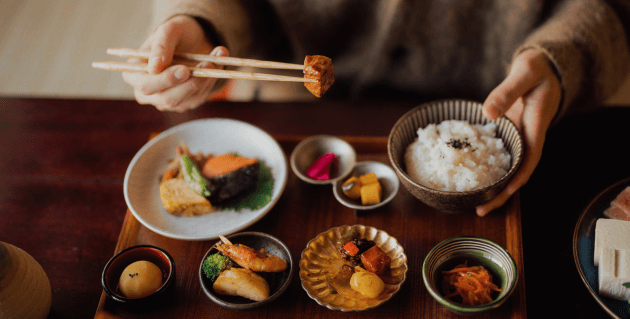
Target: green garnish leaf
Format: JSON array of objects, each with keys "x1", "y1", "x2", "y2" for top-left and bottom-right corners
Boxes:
[
  {"x1": 623, "y1": 282, "x2": 630, "y2": 288},
  {"x1": 202, "y1": 253, "x2": 232, "y2": 281},
  {"x1": 180, "y1": 154, "x2": 211, "y2": 197},
  {"x1": 226, "y1": 160, "x2": 274, "y2": 211}
]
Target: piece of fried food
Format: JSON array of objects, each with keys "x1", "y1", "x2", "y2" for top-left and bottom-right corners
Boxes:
[
  {"x1": 213, "y1": 268, "x2": 270, "y2": 301},
  {"x1": 159, "y1": 178, "x2": 213, "y2": 216},
  {"x1": 303, "y1": 55, "x2": 334, "y2": 97}
]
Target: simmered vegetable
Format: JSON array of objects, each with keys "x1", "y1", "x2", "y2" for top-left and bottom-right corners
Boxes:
[{"x1": 360, "y1": 245, "x2": 391, "y2": 275}]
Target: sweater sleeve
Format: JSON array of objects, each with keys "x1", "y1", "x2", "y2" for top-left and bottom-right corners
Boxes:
[
  {"x1": 152, "y1": 0, "x2": 254, "y2": 60},
  {"x1": 513, "y1": 0, "x2": 630, "y2": 120}
]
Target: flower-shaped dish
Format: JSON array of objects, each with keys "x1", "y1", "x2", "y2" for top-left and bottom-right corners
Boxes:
[{"x1": 299, "y1": 225, "x2": 407, "y2": 311}]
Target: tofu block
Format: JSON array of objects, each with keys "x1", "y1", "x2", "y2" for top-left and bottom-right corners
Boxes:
[
  {"x1": 359, "y1": 173, "x2": 379, "y2": 186},
  {"x1": 342, "y1": 176, "x2": 362, "y2": 200},
  {"x1": 594, "y1": 218, "x2": 630, "y2": 266},
  {"x1": 361, "y1": 182, "x2": 382, "y2": 205},
  {"x1": 599, "y1": 247, "x2": 630, "y2": 300}
]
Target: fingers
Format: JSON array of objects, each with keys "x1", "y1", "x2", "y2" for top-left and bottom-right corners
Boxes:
[
  {"x1": 148, "y1": 20, "x2": 183, "y2": 74},
  {"x1": 132, "y1": 46, "x2": 229, "y2": 112},
  {"x1": 476, "y1": 62, "x2": 561, "y2": 217},
  {"x1": 482, "y1": 50, "x2": 547, "y2": 120}
]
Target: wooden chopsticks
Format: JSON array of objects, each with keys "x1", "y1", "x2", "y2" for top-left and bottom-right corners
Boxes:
[{"x1": 92, "y1": 48, "x2": 316, "y2": 83}]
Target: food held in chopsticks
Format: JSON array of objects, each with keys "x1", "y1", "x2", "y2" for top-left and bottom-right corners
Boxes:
[
  {"x1": 202, "y1": 235, "x2": 288, "y2": 302},
  {"x1": 159, "y1": 142, "x2": 274, "y2": 216},
  {"x1": 405, "y1": 120, "x2": 511, "y2": 192},
  {"x1": 441, "y1": 262, "x2": 502, "y2": 306},
  {"x1": 303, "y1": 55, "x2": 335, "y2": 98},
  {"x1": 594, "y1": 218, "x2": 630, "y2": 301},
  {"x1": 603, "y1": 186, "x2": 630, "y2": 221},
  {"x1": 215, "y1": 235, "x2": 287, "y2": 272},
  {"x1": 93, "y1": 48, "x2": 334, "y2": 97}
]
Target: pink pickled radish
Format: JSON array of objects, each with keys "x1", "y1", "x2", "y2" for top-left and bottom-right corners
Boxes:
[{"x1": 306, "y1": 153, "x2": 335, "y2": 180}]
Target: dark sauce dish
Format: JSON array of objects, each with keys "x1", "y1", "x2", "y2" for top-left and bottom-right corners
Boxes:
[
  {"x1": 101, "y1": 245, "x2": 176, "y2": 308},
  {"x1": 198, "y1": 232, "x2": 294, "y2": 310}
]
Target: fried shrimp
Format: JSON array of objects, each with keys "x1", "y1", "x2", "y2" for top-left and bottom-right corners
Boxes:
[{"x1": 216, "y1": 235, "x2": 288, "y2": 272}]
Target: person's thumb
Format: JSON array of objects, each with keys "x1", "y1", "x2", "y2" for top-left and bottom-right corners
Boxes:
[{"x1": 148, "y1": 21, "x2": 182, "y2": 74}]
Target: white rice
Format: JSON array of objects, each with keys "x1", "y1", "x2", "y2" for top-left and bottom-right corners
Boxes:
[{"x1": 404, "y1": 120, "x2": 511, "y2": 192}]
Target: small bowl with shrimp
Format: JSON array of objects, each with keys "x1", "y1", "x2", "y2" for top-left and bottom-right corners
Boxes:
[
  {"x1": 422, "y1": 236, "x2": 518, "y2": 316},
  {"x1": 198, "y1": 232, "x2": 294, "y2": 310}
]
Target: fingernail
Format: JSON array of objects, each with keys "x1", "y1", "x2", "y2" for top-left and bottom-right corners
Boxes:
[
  {"x1": 210, "y1": 47, "x2": 221, "y2": 56},
  {"x1": 174, "y1": 67, "x2": 186, "y2": 80}
]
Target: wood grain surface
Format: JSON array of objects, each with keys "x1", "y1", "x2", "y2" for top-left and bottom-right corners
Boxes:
[{"x1": 1, "y1": 97, "x2": 624, "y2": 319}]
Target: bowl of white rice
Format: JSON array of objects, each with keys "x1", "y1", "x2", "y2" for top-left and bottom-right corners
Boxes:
[{"x1": 387, "y1": 99, "x2": 523, "y2": 212}]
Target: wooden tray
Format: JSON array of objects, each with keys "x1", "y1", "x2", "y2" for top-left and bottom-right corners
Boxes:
[{"x1": 94, "y1": 136, "x2": 526, "y2": 319}]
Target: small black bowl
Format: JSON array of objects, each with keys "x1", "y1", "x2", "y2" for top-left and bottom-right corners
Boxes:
[
  {"x1": 199, "y1": 232, "x2": 294, "y2": 310},
  {"x1": 102, "y1": 245, "x2": 176, "y2": 308}
]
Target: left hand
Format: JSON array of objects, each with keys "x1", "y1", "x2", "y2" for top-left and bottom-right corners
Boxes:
[{"x1": 476, "y1": 49, "x2": 562, "y2": 217}]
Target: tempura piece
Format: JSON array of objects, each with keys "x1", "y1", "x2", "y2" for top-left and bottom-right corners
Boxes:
[{"x1": 213, "y1": 268, "x2": 270, "y2": 301}]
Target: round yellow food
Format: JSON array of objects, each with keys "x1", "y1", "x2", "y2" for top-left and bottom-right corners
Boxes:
[
  {"x1": 118, "y1": 260, "x2": 163, "y2": 299},
  {"x1": 350, "y1": 271, "x2": 385, "y2": 299}
]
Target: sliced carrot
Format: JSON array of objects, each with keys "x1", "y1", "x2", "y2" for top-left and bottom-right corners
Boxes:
[
  {"x1": 343, "y1": 242, "x2": 360, "y2": 256},
  {"x1": 441, "y1": 262, "x2": 502, "y2": 306}
]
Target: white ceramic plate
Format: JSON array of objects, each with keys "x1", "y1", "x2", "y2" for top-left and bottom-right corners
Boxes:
[{"x1": 123, "y1": 118, "x2": 288, "y2": 241}]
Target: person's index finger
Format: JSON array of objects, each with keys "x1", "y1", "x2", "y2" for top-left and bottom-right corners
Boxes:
[
  {"x1": 482, "y1": 51, "x2": 545, "y2": 120},
  {"x1": 148, "y1": 21, "x2": 182, "y2": 74}
]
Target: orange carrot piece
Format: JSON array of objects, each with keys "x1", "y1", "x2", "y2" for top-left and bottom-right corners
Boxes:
[{"x1": 343, "y1": 242, "x2": 360, "y2": 256}]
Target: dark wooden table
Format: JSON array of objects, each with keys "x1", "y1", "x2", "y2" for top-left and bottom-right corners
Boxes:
[{"x1": 1, "y1": 97, "x2": 627, "y2": 318}]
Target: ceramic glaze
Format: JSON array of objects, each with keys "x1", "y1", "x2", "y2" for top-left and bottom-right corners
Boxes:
[{"x1": 0, "y1": 242, "x2": 52, "y2": 319}]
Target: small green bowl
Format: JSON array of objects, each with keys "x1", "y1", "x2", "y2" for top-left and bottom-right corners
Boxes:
[{"x1": 422, "y1": 236, "x2": 518, "y2": 316}]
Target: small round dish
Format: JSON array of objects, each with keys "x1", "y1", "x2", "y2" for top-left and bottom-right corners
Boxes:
[
  {"x1": 290, "y1": 135, "x2": 356, "y2": 185},
  {"x1": 198, "y1": 232, "x2": 294, "y2": 310},
  {"x1": 388, "y1": 99, "x2": 523, "y2": 212},
  {"x1": 422, "y1": 236, "x2": 517, "y2": 316},
  {"x1": 299, "y1": 225, "x2": 407, "y2": 312},
  {"x1": 102, "y1": 245, "x2": 176, "y2": 308},
  {"x1": 332, "y1": 161, "x2": 400, "y2": 210}
]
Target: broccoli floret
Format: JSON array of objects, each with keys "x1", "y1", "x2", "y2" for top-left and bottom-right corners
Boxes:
[{"x1": 202, "y1": 253, "x2": 232, "y2": 281}]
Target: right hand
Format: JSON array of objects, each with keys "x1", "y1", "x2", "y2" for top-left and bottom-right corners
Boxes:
[{"x1": 122, "y1": 15, "x2": 229, "y2": 112}]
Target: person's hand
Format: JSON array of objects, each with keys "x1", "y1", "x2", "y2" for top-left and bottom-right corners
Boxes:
[
  {"x1": 476, "y1": 49, "x2": 562, "y2": 216},
  {"x1": 122, "y1": 15, "x2": 229, "y2": 112}
]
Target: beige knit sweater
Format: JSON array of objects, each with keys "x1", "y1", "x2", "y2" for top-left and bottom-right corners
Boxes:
[{"x1": 153, "y1": 0, "x2": 630, "y2": 119}]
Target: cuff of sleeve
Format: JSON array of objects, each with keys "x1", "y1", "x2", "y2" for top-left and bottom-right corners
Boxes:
[{"x1": 152, "y1": 0, "x2": 252, "y2": 59}]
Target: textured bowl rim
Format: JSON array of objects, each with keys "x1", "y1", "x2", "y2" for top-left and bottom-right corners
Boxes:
[
  {"x1": 298, "y1": 224, "x2": 408, "y2": 312},
  {"x1": 387, "y1": 99, "x2": 524, "y2": 196},
  {"x1": 197, "y1": 231, "x2": 295, "y2": 310},
  {"x1": 421, "y1": 236, "x2": 518, "y2": 313}
]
